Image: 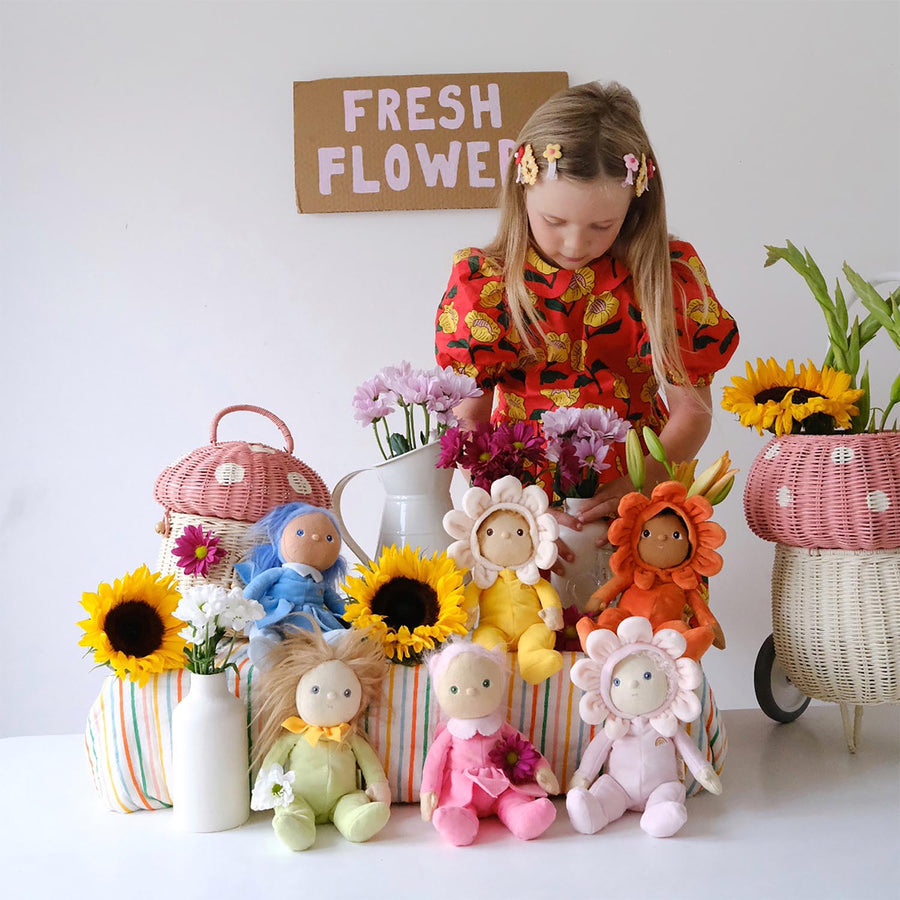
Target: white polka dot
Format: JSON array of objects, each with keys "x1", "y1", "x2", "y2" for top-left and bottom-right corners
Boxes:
[
  {"x1": 867, "y1": 491, "x2": 890, "y2": 513},
  {"x1": 777, "y1": 486, "x2": 793, "y2": 507},
  {"x1": 288, "y1": 471, "x2": 312, "y2": 495},
  {"x1": 764, "y1": 443, "x2": 782, "y2": 461},
  {"x1": 215, "y1": 463, "x2": 246, "y2": 486},
  {"x1": 249, "y1": 444, "x2": 276, "y2": 454},
  {"x1": 831, "y1": 446, "x2": 855, "y2": 464}
]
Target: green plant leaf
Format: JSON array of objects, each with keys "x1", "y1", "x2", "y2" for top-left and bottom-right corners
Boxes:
[
  {"x1": 625, "y1": 428, "x2": 645, "y2": 492},
  {"x1": 851, "y1": 362, "x2": 870, "y2": 433},
  {"x1": 388, "y1": 432, "x2": 411, "y2": 456},
  {"x1": 843, "y1": 264, "x2": 899, "y2": 348},
  {"x1": 642, "y1": 426, "x2": 673, "y2": 475}
]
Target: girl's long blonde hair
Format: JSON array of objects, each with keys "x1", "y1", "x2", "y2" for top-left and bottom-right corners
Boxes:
[
  {"x1": 251, "y1": 624, "x2": 390, "y2": 769},
  {"x1": 486, "y1": 81, "x2": 702, "y2": 397}
]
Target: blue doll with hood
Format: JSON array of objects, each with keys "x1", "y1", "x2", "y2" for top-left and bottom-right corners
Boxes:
[{"x1": 235, "y1": 503, "x2": 349, "y2": 670}]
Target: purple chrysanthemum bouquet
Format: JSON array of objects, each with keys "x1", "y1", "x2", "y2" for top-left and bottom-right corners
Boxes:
[
  {"x1": 352, "y1": 362, "x2": 482, "y2": 460},
  {"x1": 437, "y1": 421, "x2": 547, "y2": 490},
  {"x1": 541, "y1": 407, "x2": 631, "y2": 499},
  {"x1": 488, "y1": 732, "x2": 540, "y2": 785}
]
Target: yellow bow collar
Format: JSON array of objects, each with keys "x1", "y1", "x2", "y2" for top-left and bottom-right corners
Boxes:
[{"x1": 281, "y1": 717, "x2": 351, "y2": 746}]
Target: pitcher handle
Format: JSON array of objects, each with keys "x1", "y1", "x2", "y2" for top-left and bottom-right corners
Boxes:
[{"x1": 331, "y1": 469, "x2": 373, "y2": 566}]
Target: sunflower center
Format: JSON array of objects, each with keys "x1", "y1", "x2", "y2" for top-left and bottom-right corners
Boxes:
[
  {"x1": 754, "y1": 387, "x2": 825, "y2": 404},
  {"x1": 104, "y1": 600, "x2": 165, "y2": 658},
  {"x1": 370, "y1": 577, "x2": 439, "y2": 631}
]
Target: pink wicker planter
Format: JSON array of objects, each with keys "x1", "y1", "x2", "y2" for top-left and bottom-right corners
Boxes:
[{"x1": 744, "y1": 433, "x2": 900, "y2": 550}]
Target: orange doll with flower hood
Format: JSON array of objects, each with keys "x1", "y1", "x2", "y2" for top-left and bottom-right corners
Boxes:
[{"x1": 576, "y1": 429, "x2": 729, "y2": 661}]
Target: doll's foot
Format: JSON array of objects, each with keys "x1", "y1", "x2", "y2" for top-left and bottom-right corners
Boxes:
[
  {"x1": 273, "y1": 811, "x2": 316, "y2": 851},
  {"x1": 566, "y1": 787, "x2": 609, "y2": 835},
  {"x1": 340, "y1": 800, "x2": 391, "y2": 843},
  {"x1": 501, "y1": 796, "x2": 556, "y2": 841},
  {"x1": 518, "y1": 648, "x2": 563, "y2": 685},
  {"x1": 432, "y1": 805, "x2": 479, "y2": 846},
  {"x1": 640, "y1": 800, "x2": 687, "y2": 838}
]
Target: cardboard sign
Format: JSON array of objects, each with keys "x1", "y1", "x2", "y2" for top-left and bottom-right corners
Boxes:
[{"x1": 293, "y1": 72, "x2": 569, "y2": 213}]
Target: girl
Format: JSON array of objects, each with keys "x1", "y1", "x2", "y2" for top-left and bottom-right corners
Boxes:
[{"x1": 434, "y1": 82, "x2": 739, "y2": 570}]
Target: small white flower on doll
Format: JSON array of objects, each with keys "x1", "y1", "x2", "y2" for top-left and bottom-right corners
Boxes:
[
  {"x1": 250, "y1": 624, "x2": 391, "y2": 851},
  {"x1": 443, "y1": 475, "x2": 564, "y2": 684},
  {"x1": 235, "y1": 502, "x2": 350, "y2": 671},
  {"x1": 420, "y1": 641, "x2": 559, "y2": 847},
  {"x1": 577, "y1": 482, "x2": 726, "y2": 661},
  {"x1": 566, "y1": 616, "x2": 722, "y2": 839}
]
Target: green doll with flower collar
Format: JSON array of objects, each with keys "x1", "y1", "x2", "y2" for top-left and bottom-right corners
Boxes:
[{"x1": 251, "y1": 626, "x2": 391, "y2": 850}]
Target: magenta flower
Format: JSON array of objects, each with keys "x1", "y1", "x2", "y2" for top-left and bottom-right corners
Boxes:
[
  {"x1": 488, "y1": 733, "x2": 540, "y2": 785},
  {"x1": 437, "y1": 426, "x2": 467, "y2": 469},
  {"x1": 172, "y1": 525, "x2": 225, "y2": 577},
  {"x1": 554, "y1": 605, "x2": 584, "y2": 652}
]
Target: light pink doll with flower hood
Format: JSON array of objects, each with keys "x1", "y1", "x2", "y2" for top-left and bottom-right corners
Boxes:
[
  {"x1": 420, "y1": 641, "x2": 560, "y2": 846},
  {"x1": 567, "y1": 616, "x2": 722, "y2": 838}
]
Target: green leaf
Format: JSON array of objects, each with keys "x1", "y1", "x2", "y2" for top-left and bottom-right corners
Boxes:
[
  {"x1": 594, "y1": 320, "x2": 622, "y2": 335},
  {"x1": 847, "y1": 317, "x2": 861, "y2": 378},
  {"x1": 544, "y1": 297, "x2": 569, "y2": 314},
  {"x1": 625, "y1": 428, "x2": 645, "y2": 492},
  {"x1": 850, "y1": 362, "x2": 870, "y2": 433},
  {"x1": 388, "y1": 432, "x2": 411, "y2": 456},
  {"x1": 539, "y1": 368, "x2": 569, "y2": 384},
  {"x1": 642, "y1": 426, "x2": 671, "y2": 474},
  {"x1": 844, "y1": 264, "x2": 900, "y2": 349},
  {"x1": 834, "y1": 278, "x2": 848, "y2": 335},
  {"x1": 447, "y1": 339, "x2": 469, "y2": 350},
  {"x1": 574, "y1": 374, "x2": 594, "y2": 388}
]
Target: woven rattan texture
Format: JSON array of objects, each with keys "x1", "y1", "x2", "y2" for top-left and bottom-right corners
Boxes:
[
  {"x1": 771, "y1": 544, "x2": 900, "y2": 704},
  {"x1": 156, "y1": 513, "x2": 254, "y2": 592},
  {"x1": 744, "y1": 433, "x2": 900, "y2": 550}
]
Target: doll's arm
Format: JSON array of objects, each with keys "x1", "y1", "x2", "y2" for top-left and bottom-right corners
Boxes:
[
  {"x1": 242, "y1": 568, "x2": 283, "y2": 601},
  {"x1": 323, "y1": 587, "x2": 347, "y2": 617},
  {"x1": 583, "y1": 573, "x2": 630, "y2": 616},
  {"x1": 499, "y1": 723, "x2": 559, "y2": 794},
  {"x1": 463, "y1": 582, "x2": 481, "y2": 631},
  {"x1": 534, "y1": 578, "x2": 563, "y2": 631},
  {"x1": 349, "y1": 733, "x2": 391, "y2": 805},
  {"x1": 257, "y1": 733, "x2": 297, "y2": 776},
  {"x1": 685, "y1": 588, "x2": 725, "y2": 650},
  {"x1": 672, "y1": 729, "x2": 722, "y2": 795},
  {"x1": 420, "y1": 728, "x2": 453, "y2": 820},
  {"x1": 568, "y1": 732, "x2": 613, "y2": 791}
]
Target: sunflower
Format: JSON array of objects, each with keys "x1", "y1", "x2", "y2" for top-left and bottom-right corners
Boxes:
[
  {"x1": 78, "y1": 565, "x2": 187, "y2": 686},
  {"x1": 342, "y1": 545, "x2": 469, "y2": 663},
  {"x1": 722, "y1": 358, "x2": 864, "y2": 435}
]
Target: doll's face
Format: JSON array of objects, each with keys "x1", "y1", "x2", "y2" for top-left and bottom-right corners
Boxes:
[
  {"x1": 636, "y1": 512, "x2": 690, "y2": 570},
  {"x1": 295, "y1": 659, "x2": 362, "y2": 727},
  {"x1": 609, "y1": 654, "x2": 668, "y2": 716},
  {"x1": 436, "y1": 652, "x2": 504, "y2": 720},
  {"x1": 279, "y1": 512, "x2": 341, "y2": 571},
  {"x1": 476, "y1": 509, "x2": 533, "y2": 568}
]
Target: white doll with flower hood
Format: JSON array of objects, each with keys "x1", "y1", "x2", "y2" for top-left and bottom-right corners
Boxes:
[
  {"x1": 567, "y1": 615, "x2": 722, "y2": 838},
  {"x1": 443, "y1": 475, "x2": 564, "y2": 684}
]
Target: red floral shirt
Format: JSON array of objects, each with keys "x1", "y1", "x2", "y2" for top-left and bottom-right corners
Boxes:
[{"x1": 434, "y1": 240, "x2": 739, "y2": 482}]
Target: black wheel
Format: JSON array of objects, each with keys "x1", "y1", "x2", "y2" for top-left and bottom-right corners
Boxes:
[{"x1": 754, "y1": 633, "x2": 811, "y2": 723}]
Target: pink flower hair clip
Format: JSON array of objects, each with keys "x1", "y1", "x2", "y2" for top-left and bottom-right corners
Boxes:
[
  {"x1": 623, "y1": 152, "x2": 656, "y2": 197},
  {"x1": 515, "y1": 143, "x2": 539, "y2": 186}
]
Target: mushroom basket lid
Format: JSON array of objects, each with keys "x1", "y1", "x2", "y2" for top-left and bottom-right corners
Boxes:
[{"x1": 154, "y1": 405, "x2": 331, "y2": 523}]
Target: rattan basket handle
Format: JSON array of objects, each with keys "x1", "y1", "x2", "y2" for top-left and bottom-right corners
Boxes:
[{"x1": 210, "y1": 405, "x2": 294, "y2": 453}]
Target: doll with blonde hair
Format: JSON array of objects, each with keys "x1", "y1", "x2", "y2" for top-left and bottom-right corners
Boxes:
[
  {"x1": 250, "y1": 623, "x2": 391, "y2": 850},
  {"x1": 435, "y1": 81, "x2": 739, "y2": 567}
]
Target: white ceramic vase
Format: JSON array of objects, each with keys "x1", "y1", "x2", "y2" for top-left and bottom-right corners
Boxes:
[
  {"x1": 332, "y1": 440, "x2": 454, "y2": 563},
  {"x1": 171, "y1": 671, "x2": 250, "y2": 832},
  {"x1": 551, "y1": 497, "x2": 614, "y2": 613}
]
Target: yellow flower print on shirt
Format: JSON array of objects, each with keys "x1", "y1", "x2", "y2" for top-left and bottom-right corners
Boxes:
[
  {"x1": 450, "y1": 361, "x2": 479, "y2": 380},
  {"x1": 505, "y1": 394, "x2": 527, "y2": 421},
  {"x1": 627, "y1": 354, "x2": 651, "y2": 374},
  {"x1": 561, "y1": 268, "x2": 595, "y2": 303},
  {"x1": 465, "y1": 310, "x2": 501, "y2": 343},
  {"x1": 518, "y1": 345, "x2": 546, "y2": 368},
  {"x1": 584, "y1": 291, "x2": 620, "y2": 327},
  {"x1": 453, "y1": 248, "x2": 476, "y2": 265},
  {"x1": 438, "y1": 303, "x2": 459, "y2": 334},
  {"x1": 545, "y1": 332, "x2": 572, "y2": 364},
  {"x1": 480, "y1": 280, "x2": 505, "y2": 309},
  {"x1": 570, "y1": 339, "x2": 587, "y2": 372},
  {"x1": 688, "y1": 256, "x2": 710, "y2": 286},
  {"x1": 641, "y1": 376, "x2": 660, "y2": 403},
  {"x1": 612, "y1": 375, "x2": 630, "y2": 400},
  {"x1": 480, "y1": 256, "x2": 503, "y2": 278},
  {"x1": 526, "y1": 248, "x2": 557, "y2": 275},
  {"x1": 540, "y1": 387, "x2": 581, "y2": 407},
  {"x1": 685, "y1": 297, "x2": 720, "y2": 327}
]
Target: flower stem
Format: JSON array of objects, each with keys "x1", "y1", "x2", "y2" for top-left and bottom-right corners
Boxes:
[{"x1": 372, "y1": 422, "x2": 389, "y2": 460}]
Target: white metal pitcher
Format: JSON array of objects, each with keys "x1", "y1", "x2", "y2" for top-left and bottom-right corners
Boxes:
[{"x1": 332, "y1": 441, "x2": 454, "y2": 564}]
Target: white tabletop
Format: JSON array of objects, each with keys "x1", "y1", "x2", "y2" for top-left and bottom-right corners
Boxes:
[{"x1": 2, "y1": 704, "x2": 898, "y2": 900}]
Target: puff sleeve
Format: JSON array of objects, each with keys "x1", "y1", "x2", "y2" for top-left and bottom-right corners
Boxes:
[
  {"x1": 670, "y1": 242, "x2": 740, "y2": 385},
  {"x1": 434, "y1": 248, "x2": 521, "y2": 389}
]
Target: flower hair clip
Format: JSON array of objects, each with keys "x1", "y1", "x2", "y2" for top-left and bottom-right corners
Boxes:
[
  {"x1": 542, "y1": 143, "x2": 562, "y2": 180},
  {"x1": 623, "y1": 152, "x2": 655, "y2": 197},
  {"x1": 515, "y1": 143, "x2": 539, "y2": 186}
]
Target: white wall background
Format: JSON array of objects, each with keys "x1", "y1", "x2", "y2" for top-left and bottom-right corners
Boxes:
[{"x1": 2, "y1": 0, "x2": 898, "y2": 737}]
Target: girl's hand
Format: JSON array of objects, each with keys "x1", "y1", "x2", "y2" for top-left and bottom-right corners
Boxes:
[{"x1": 575, "y1": 475, "x2": 634, "y2": 524}]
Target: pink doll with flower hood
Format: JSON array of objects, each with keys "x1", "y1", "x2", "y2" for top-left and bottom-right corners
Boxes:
[
  {"x1": 420, "y1": 641, "x2": 559, "y2": 846},
  {"x1": 443, "y1": 474, "x2": 564, "y2": 684},
  {"x1": 566, "y1": 615, "x2": 722, "y2": 838}
]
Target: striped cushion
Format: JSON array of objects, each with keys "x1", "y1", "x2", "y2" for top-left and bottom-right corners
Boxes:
[{"x1": 85, "y1": 647, "x2": 726, "y2": 812}]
